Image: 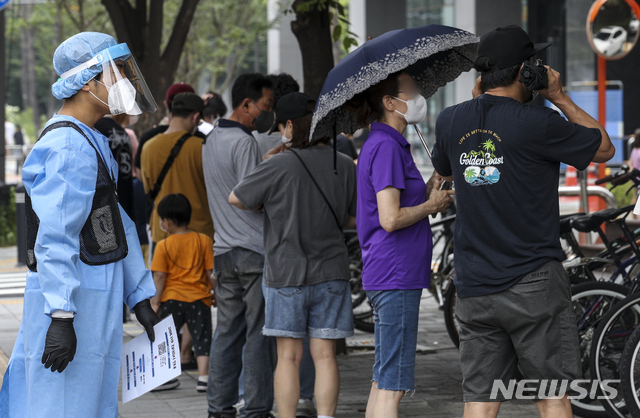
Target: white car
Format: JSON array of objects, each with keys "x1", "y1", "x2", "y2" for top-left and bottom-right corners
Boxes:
[
  {"x1": 593, "y1": 26, "x2": 627, "y2": 57},
  {"x1": 630, "y1": 16, "x2": 639, "y2": 33}
]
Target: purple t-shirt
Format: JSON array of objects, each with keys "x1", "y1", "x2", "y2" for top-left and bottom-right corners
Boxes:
[{"x1": 356, "y1": 122, "x2": 433, "y2": 291}]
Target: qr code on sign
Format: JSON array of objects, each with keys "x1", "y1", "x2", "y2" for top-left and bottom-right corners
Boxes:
[
  {"x1": 160, "y1": 355, "x2": 166, "y2": 367},
  {"x1": 158, "y1": 342, "x2": 166, "y2": 356}
]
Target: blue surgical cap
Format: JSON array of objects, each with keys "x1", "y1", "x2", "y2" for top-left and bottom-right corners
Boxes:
[{"x1": 51, "y1": 32, "x2": 117, "y2": 100}]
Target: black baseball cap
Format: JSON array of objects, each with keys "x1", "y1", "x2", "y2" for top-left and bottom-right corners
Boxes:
[
  {"x1": 268, "y1": 92, "x2": 314, "y2": 134},
  {"x1": 475, "y1": 25, "x2": 551, "y2": 71},
  {"x1": 171, "y1": 92, "x2": 204, "y2": 113}
]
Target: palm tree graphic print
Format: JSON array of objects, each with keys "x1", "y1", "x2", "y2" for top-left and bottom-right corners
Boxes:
[{"x1": 461, "y1": 139, "x2": 502, "y2": 186}]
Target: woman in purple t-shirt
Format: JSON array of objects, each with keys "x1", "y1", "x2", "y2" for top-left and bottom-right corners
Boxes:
[{"x1": 346, "y1": 71, "x2": 454, "y2": 418}]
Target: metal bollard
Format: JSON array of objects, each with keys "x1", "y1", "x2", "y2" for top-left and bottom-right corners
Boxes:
[{"x1": 15, "y1": 184, "x2": 26, "y2": 266}]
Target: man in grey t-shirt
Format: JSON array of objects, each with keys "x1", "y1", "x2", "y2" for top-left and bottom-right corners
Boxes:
[
  {"x1": 232, "y1": 144, "x2": 357, "y2": 288},
  {"x1": 202, "y1": 73, "x2": 275, "y2": 418}
]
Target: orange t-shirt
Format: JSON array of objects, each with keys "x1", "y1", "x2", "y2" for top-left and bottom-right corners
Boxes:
[{"x1": 151, "y1": 232, "x2": 215, "y2": 307}]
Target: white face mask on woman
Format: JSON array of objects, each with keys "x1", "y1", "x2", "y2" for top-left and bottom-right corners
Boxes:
[
  {"x1": 281, "y1": 124, "x2": 292, "y2": 147},
  {"x1": 392, "y1": 94, "x2": 427, "y2": 125}
]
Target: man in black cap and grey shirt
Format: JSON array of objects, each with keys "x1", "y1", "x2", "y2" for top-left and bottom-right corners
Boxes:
[{"x1": 431, "y1": 25, "x2": 614, "y2": 417}]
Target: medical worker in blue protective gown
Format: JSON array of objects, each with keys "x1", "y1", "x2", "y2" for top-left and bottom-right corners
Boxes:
[{"x1": 0, "y1": 32, "x2": 161, "y2": 418}]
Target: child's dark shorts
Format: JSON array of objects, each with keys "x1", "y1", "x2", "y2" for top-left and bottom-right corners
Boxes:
[{"x1": 159, "y1": 299, "x2": 212, "y2": 357}]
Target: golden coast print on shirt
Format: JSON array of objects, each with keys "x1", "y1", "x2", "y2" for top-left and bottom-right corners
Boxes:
[{"x1": 458, "y1": 129, "x2": 504, "y2": 186}]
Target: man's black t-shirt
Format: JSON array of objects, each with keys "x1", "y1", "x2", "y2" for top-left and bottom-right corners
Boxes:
[
  {"x1": 432, "y1": 94, "x2": 602, "y2": 298},
  {"x1": 95, "y1": 117, "x2": 135, "y2": 220},
  {"x1": 335, "y1": 134, "x2": 358, "y2": 160}
]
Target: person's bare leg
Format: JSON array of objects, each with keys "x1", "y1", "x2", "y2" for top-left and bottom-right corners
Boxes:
[
  {"x1": 196, "y1": 355, "x2": 209, "y2": 377},
  {"x1": 310, "y1": 338, "x2": 339, "y2": 417},
  {"x1": 365, "y1": 381, "x2": 378, "y2": 418},
  {"x1": 180, "y1": 324, "x2": 194, "y2": 363},
  {"x1": 369, "y1": 387, "x2": 404, "y2": 418},
  {"x1": 536, "y1": 396, "x2": 573, "y2": 418},
  {"x1": 463, "y1": 402, "x2": 501, "y2": 418},
  {"x1": 274, "y1": 337, "x2": 303, "y2": 418}
]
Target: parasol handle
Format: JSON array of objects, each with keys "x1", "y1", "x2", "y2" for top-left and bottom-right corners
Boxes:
[{"x1": 414, "y1": 125, "x2": 432, "y2": 160}]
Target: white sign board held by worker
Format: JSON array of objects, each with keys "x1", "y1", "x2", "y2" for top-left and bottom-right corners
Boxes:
[{"x1": 121, "y1": 315, "x2": 182, "y2": 403}]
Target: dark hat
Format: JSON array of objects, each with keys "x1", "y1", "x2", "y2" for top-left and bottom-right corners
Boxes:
[
  {"x1": 475, "y1": 25, "x2": 551, "y2": 71},
  {"x1": 165, "y1": 82, "x2": 195, "y2": 104},
  {"x1": 171, "y1": 92, "x2": 204, "y2": 113},
  {"x1": 268, "y1": 92, "x2": 314, "y2": 134}
]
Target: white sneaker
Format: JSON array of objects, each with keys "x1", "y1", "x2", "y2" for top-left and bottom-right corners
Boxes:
[
  {"x1": 233, "y1": 398, "x2": 245, "y2": 414},
  {"x1": 296, "y1": 399, "x2": 317, "y2": 418}
]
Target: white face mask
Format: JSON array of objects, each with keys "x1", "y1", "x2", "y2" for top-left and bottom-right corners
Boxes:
[
  {"x1": 92, "y1": 78, "x2": 140, "y2": 116},
  {"x1": 393, "y1": 94, "x2": 427, "y2": 125},
  {"x1": 281, "y1": 124, "x2": 292, "y2": 147},
  {"x1": 159, "y1": 219, "x2": 168, "y2": 233}
]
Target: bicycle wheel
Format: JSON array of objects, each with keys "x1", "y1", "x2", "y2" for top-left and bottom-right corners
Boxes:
[
  {"x1": 620, "y1": 326, "x2": 640, "y2": 417},
  {"x1": 587, "y1": 290, "x2": 640, "y2": 418},
  {"x1": 442, "y1": 274, "x2": 459, "y2": 348},
  {"x1": 570, "y1": 281, "x2": 630, "y2": 418}
]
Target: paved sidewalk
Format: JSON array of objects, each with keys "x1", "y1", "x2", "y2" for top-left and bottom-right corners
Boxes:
[{"x1": 0, "y1": 245, "x2": 539, "y2": 417}]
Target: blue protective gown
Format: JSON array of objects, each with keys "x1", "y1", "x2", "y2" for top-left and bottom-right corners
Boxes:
[{"x1": 0, "y1": 115, "x2": 156, "y2": 418}]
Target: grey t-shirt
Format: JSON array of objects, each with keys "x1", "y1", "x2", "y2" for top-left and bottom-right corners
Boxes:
[
  {"x1": 254, "y1": 131, "x2": 282, "y2": 159},
  {"x1": 203, "y1": 119, "x2": 264, "y2": 255},
  {"x1": 233, "y1": 146, "x2": 357, "y2": 288}
]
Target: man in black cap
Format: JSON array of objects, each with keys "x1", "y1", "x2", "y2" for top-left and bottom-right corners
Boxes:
[
  {"x1": 141, "y1": 92, "x2": 214, "y2": 248},
  {"x1": 431, "y1": 25, "x2": 614, "y2": 417}
]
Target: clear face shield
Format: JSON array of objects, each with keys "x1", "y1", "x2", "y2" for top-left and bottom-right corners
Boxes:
[{"x1": 60, "y1": 43, "x2": 158, "y2": 116}]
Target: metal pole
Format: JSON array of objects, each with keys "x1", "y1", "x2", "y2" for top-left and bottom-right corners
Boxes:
[
  {"x1": 414, "y1": 125, "x2": 432, "y2": 159},
  {"x1": 596, "y1": 56, "x2": 607, "y2": 210},
  {"x1": 0, "y1": 8, "x2": 5, "y2": 184},
  {"x1": 577, "y1": 169, "x2": 592, "y2": 244}
]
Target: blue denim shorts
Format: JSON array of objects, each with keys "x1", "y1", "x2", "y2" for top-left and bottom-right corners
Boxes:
[
  {"x1": 263, "y1": 280, "x2": 354, "y2": 339},
  {"x1": 366, "y1": 289, "x2": 422, "y2": 392}
]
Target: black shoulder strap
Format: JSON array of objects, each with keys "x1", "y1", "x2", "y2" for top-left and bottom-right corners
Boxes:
[
  {"x1": 38, "y1": 121, "x2": 114, "y2": 182},
  {"x1": 289, "y1": 148, "x2": 342, "y2": 231},
  {"x1": 148, "y1": 133, "x2": 192, "y2": 201}
]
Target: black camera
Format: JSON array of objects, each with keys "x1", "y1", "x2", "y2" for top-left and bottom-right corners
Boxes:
[{"x1": 519, "y1": 58, "x2": 548, "y2": 91}]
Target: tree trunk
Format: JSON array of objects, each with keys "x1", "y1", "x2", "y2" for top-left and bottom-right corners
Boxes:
[
  {"x1": 101, "y1": 0, "x2": 201, "y2": 134},
  {"x1": 47, "y1": 3, "x2": 63, "y2": 120},
  {"x1": 291, "y1": 0, "x2": 335, "y2": 100},
  {"x1": 20, "y1": 4, "x2": 40, "y2": 132}
]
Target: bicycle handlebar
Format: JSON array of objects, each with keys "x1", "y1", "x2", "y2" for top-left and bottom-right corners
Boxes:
[{"x1": 595, "y1": 164, "x2": 630, "y2": 185}]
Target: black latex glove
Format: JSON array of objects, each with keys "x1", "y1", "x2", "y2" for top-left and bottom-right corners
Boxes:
[
  {"x1": 134, "y1": 299, "x2": 161, "y2": 342},
  {"x1": 41, "y1": 317, "x2": 77, "y2": 373}
]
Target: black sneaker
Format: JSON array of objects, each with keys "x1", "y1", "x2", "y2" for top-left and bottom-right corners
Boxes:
[
  {"x1": 181, "y1": 359, "x2": 198, "y2": 370},
  {"x1": 151, "y1": 378, "x2": 180, "y2": 392},
  {"x1": 196, "y1": 379, "x2": 207, "y2": 393}
]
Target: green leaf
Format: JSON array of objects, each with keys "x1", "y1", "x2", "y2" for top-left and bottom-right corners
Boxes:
[{"x1": 333, "y1": 24, "x2": 342, "y2": 42}]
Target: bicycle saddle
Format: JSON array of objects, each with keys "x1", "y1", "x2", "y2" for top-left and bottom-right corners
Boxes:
[
  {"x1": 571, "y1": 205, "x2": 635, "y2": 233},
  {"x1": 559, "y1": 213, "x2": 585, "y2": 235}
]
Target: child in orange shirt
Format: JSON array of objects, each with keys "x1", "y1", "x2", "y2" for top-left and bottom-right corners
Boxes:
[{"x1": 150, "y1": 193, "x2": 215, "y2": 392}]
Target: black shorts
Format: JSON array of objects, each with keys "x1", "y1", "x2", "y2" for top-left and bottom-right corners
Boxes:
[
  {"x1": 456, "y1": 260, "x2": 582, "y2": 402},
  {"x1": 158, "y1": 299, "x2": 213, "y2": 357}
]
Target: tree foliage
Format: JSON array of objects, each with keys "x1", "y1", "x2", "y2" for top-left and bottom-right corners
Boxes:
[
  {"x1": 173, "y1": 0, "x2": 274, "y2": 95},
  {"x1": 289, "y1": 0, "x2": 357, "y2": 99},
  {"x1": 6, "y1": 0, "x2": 277, "y2": 137}
]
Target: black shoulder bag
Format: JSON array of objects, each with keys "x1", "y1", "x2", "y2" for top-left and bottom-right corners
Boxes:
[
  {"x1": 146, "y1": 133, "x2": 191, "y2": 221},
  {"x1": 289, "y1": 149, "x2": 342, "y2": 231}
]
